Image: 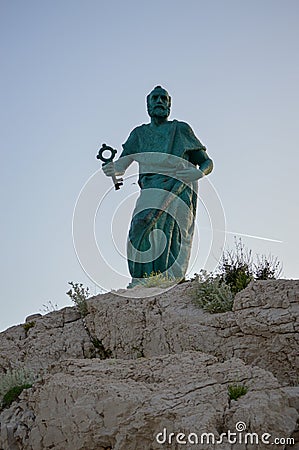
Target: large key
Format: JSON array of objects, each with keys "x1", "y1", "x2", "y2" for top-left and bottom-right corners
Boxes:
[{"x1": 96, "y1": 143, "x2": 123, "y2": 190}]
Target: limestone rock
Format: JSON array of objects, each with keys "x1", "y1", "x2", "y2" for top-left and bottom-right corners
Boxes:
[
  {"x1": 233, "y1": 280, "x2": 299, "y2": 384},
  {"x1": 0, "y1": 353, "x2": 297, "y2": 450},
  {"x1": 1, "y1": 281, "x2": 298, "y2": 385},
  {"x1": 0, "y1": 280, "x2": 298, "y2": 449},
  {"x1": 85, "y1": 280, "x2": 299, "y2": 385},
  {"x1": 0, "y1": 307, "x2": 93, "y2": 375}
]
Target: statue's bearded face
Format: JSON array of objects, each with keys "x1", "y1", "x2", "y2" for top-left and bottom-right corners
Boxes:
[{"x1": 147, "y1": 88, "x2": 171, "y2": 119}]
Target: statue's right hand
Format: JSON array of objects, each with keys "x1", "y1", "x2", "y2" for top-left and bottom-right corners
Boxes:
[{"x1": 102, "y1": 161, "x2": 115, "y2": 177}]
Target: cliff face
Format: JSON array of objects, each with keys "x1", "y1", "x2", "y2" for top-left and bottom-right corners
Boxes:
[{"x1": 0, "y1": 280, "x2": 298, "y2": 449}]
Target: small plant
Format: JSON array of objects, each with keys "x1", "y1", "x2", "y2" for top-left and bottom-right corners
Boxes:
[
  {"x1": 141, "y1": 271, "x2": 180, "y2": 288},
  {"x1": 2, "y1": 384, "x2": 32, "y2": 409},
  {"x1": 254, "y1": 254, "x2": 282, "y2": 280},
  {"x1": 217, "y1": 238, "x2": 282, "y2": 293},
  {"x1": 66, "y1": 282, "x2": 89, "y2": 317},
  {"x1": 23, "y1": 321, "x2": 35, "y2": 334},
  {"x1": 191, "y1": 240, "x2": 282, "y2": 314},
  {"x1": 191, "y1": 270, "x2": 234, "y2": 313},
  {"x1": 90, "y1": 337, "x2": 112, "y2": 359},
  {"x1": 228, "y1": 383, "x2": 248, "y2": 400},
  {"x1": 0, "y1": 368, "x2": 36, "y2": 409},
  {"x1": 40, "y1": 300, "x2": 59, "y2": 313},
  {"x1": 218, "y1": 238, "x2": 253, "y2": 295}
]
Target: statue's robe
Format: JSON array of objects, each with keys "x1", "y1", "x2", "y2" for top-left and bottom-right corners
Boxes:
[{"x1": 115, "y1": 120, "x2": 208, "y2": 285}]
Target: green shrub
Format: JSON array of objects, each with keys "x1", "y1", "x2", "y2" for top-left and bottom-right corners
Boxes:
[
  {"x1": 218, "y1": 239, "x2": 253, "y2": 295},
  {"x1": 218, "y1": 238, "x2": 282, "y2": 294},
  {"x1": 66, "y1": 282, "x2": 89, "y2": 317},
  {"x1": 0, "y1": 368, "x2": 36, "y2": 409},
  {"x1": 23, "y1": 321, "x2": 35, "y2": 334},
  {"x1": 228, "y1": 383, "x2": 248, "y2": 400},
  {"x1": 254, "y1": 254, "x2": 282, "y2": 280},
  {"x1": 2, "y1": 384, "x2": 32, "y2": 409},
  {"x1": 191, "y1": 271, "x2": 234, "y2": 313},
  {"x1": 190, "y1": 239, "x2": 282, "y2": 314}
]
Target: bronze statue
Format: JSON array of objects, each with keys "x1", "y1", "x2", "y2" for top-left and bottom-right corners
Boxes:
[{"x1": 103, "y1": 86, "x2": 213, "y2": 286}]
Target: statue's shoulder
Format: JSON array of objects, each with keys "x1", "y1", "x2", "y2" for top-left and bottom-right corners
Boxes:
[
  {"x1": 173, "y1": 120, "x2": 195, "y2": 137},
  {"x1": 173, "y1": 120, "x2": 192, "y2": 131},
  {"x1": 129, "y1": 123, "x2": 149, "y2": 136},
  {"x1": 134, "y1": 123, "x2": 148, "y2": 130}
]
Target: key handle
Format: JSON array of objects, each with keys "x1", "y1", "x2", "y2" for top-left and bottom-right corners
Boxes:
[
  {"x1": 96, "y1": 143, "x2": 117, "y2": 163},
  {"x1": 96, "y1": 143, "x2": 123, "y2": 190}
]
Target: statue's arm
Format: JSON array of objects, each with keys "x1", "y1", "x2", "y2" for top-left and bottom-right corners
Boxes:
[
  {"x1": 190, "y1": 149, "x2": 213, "y2": 176},
  {"x1": 176, "y1": 156, "x2": 213, "y2": 182},
  {"x1": 177, "y1": 121, "x2": 213, "y2": 176},
  {"x1": 102, "y1": 127, "x2": 138, "y2": 178},
  {"x1": 177, "y1": 122, "x2": 213, "y2": 181},
  {"x1": 113, "y1": 155, "x2": 134, "y2": 176},
  {"x1": 102, "y1": 154, "x2": 133, "y2": 177}
]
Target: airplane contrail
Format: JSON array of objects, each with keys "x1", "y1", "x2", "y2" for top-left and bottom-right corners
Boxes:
[{"x1": 221, "y1": 230, "x2": 283, "y2": 243}]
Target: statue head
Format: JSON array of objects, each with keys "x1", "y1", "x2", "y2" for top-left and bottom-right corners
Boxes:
[{"x1": 147, "y1": 86, "x2": 171, "y2": 119}]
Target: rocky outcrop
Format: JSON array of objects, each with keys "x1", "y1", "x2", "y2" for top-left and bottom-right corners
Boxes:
[
  {"x1": 0, "y1": 280, "x2": 298, "y2": 449},
  {"x1": 1, "y1": 354, "x2": 298, "y2": 450},
  {"x1": 0, "y1": 308, "x2": 94, "y2": 374}
]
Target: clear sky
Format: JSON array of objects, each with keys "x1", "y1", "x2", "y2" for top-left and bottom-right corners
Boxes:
[{"x1": 1, "y1": 0, "x2": 298, "y2": 331}]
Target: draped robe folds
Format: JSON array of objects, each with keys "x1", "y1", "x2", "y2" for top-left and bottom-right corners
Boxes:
[{"x1": 115, "y1": 120, "x2": 207, "y2": 285}]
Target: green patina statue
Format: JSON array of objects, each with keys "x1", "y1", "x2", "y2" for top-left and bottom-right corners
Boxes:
[{"x1": 103, "y1": 86, "x2": 213, "y2": 286}]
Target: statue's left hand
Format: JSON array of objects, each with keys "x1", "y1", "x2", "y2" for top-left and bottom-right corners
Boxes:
[{"x1": 176, "y1": 166, "x2": 203, "y2": 182}]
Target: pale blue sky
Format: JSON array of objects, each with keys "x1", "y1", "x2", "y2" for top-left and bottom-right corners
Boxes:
[{"x1": 1, "y1": 0, "x2": 298, "y2": 331}]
